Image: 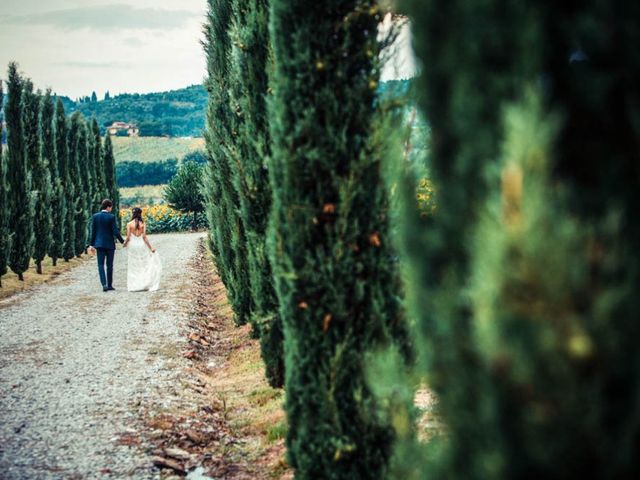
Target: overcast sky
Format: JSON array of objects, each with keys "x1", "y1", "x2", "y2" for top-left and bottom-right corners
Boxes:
[{"x1": 0, "y1": 0, "x2": 415, "y2": 99}]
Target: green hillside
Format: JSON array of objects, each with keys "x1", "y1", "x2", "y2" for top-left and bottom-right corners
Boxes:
[
  {"x1": 111, "y1": 136, "x2": 205, "y2": 163},
  {"x1": 63, "y1": 84, "x2": 207, "y2": 137}
]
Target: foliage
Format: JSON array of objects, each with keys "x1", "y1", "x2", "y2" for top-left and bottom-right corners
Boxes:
[
  {"x1": 181, "y1": 149, "x2": 207, "y2": 166},
  {"x1": 164, "y1": 161, "x2": 205, "y2": 231},
  {"x1": 225, "y1": 0, "x2": 284, "y2": 387},
  {"x1": 267, "y1": 1, "x2": 409, "y2": 477},
  {"x1": 1, "y1": 62, "x2": 120, "y2": 277},
  {"x1": 0, "y1": 82, "x2": 10, "y2": 286},
  {"x1": 119, "y1": 205, "x2": 207, "y2": 234},
  {"x1": 203, "y1": 0, "x2": 253, "y2": 327},
  {"x1": 102, "y1": 134, "x2": 120, "y2": 227},
  {"x1": 33, "y1": 89, "x2": 53, "y2": 274},
  {"x1": 116, "y1": 159, "x2": 177, "y2": 187},
  {"x1": 68, "y1": 112, "x2": 90, "y2": 256},
  {"x1": 7, "y1": 64, "x2": 34, "y2": 280},
  {"x1": 48, "y1": 98, "x2": 66, "y2": 265},
  {"x1": 391, "y1": 1, "x2": 640, "y2": 478},
  {"x1": 60, "y1": 84, "x2": 208, "y2": 137},
  {"x1": 91, "y1": 118, "x2": 107, "y2": 202}
]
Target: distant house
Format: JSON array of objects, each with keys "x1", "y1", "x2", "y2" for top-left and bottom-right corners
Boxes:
[{"x1": 107, "y1": 121, "x2": 140, "y2": 137}]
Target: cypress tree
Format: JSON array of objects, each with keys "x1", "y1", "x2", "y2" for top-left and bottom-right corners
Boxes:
[
  {"x1": 226, "y1": 0, "x2": 284, "y2": 387},
  {"x1": 67, "y1": 112, "x2": 88, "y2": 257},
  {"x1": 0, "y1": 81, "x2": 10, "y2": 287},
  {"x1": 203, "y1": 0, "x2": 253, "y2": 326},
  {"x1": 32, "y1": 89, "x2": 53, "y2": 274},
  {"x1": 59, "y1": 103, "x2": 75, "y2": 262},
  {"x1": 7, "y1": 64, "x2": 33, "y2": 281},
  {"x1": 102, "y1": 134, "x2": 119, "y2": 226},
  {"x1": 48, "y1": 97, "x2": 66, "y2": 266},
  {"x1": 268, "y1": 1, "x2": 408, "y2": 476},
  {"x1": 76, "y1": 116, "x2": 91, "y2": 256},
  {"x1": 85, "y1": 120, "x2": 97, "y2": 215},
  {"x1": 91, "y1": 117, "x2": 106, "y2": 204}
]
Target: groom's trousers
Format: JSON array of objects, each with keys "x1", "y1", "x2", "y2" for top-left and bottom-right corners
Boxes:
[{"x1": 96, "y1": 248, "x2": 115, "y2": 288}]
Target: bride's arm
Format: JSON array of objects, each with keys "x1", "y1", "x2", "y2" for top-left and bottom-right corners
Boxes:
[
  {"x1": 123, "y1": 223, "x2": 131, "y2": 248},
  {"x1": 142, "y1": 224, "x2": 156, "y2": 253}
]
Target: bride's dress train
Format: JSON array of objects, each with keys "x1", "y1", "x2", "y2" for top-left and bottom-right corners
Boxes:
[{"x1": 127, "y1": 235, "x2": 162, "y2": 292}]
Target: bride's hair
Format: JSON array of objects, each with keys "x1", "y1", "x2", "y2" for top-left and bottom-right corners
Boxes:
[{"x1": 131, "y1": 207, "x2": 144, "y2": 230}]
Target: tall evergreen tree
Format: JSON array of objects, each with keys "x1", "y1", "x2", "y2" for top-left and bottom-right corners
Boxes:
[
  {"x1": 58, "y1": 101, "x2": 75, "y2": 262},
  {"x1": 32, "y1": 89, "x2": 53, "y2": 274},
  {"x1": 76, "y1": 116, "x2": 91, "y2": 256},
  {"x1": 268, "y1": 1, "x2": 408, "y2": 477},
  {"x1": 102, "y1": 134, "x2": 119, "y2": 226},
  {"x1": 67, "y1": 112, "x2": 88, "y2": 257},
  {"x1": 85, "y1": 121, "x2": 97, "y2": 215},
  {"x1": 91, "y1": 117, "x2": 106, "y2": 204},
  {"x1": 0, "y1": 80, "x2": 10, "y2": 287},
  {"x1": 7, "y1": 65, "x2": 34, "y2": 281},
  {"x1": 211, "y1": 0, "x2": 284, "y2": 386},
  {"x1": 48, "y1": 97, "x2": 66, "y2": 266},
  {"x1": 203, "y1": 0, "x2": 253, "y2": 326}
]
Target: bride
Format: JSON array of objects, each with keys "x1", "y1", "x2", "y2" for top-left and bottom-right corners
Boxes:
[{"x1": 123, "y1": 207, "x2": 162, "y2": 292}]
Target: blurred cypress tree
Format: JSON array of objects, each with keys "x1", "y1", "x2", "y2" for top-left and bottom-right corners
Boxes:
[
  {"x1": 393, "y1": 1, "x2": 640, "y2": 478},
  {"x1": 268, "y1": 1, "x2": 408, "y2": 477},
  {"x1": 32, "y1": 89, "x2": 53, "y2": 274},
  {"x1": 48, "y1": 97, "x2": 66, "y2": 266},
  {"x1": 0, "y1": 81, "x2": 10, "y2": 286},
  {"x1": 102, "y1": 134, "x2": 119, "y2": 227},
  {"x1": 203, "y1": 0, "x2": 253, "y2": 326},
  {"x1": 7, "y1": 65, "x2": 34, "y2": 281},
  {"x1": 227, "y1": 0, "x2": 284, "y2": 387}
]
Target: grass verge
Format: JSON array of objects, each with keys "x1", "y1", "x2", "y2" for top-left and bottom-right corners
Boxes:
[{"x1": 0, "y1": 256, "x2": 88, "y2": 302}]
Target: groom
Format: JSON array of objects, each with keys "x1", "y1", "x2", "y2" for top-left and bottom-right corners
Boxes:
[{"x1": 88, "y1": 199, "x2": 125, "y2": 292}]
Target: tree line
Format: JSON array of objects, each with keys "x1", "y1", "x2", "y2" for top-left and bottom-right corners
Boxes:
[
  {"x1": 204, "y1": 0, "x2": 640, "y2": 479},
  {"x1": 62, "y1": 84, "x2": 208, "y2": 137},
  {"x1": 0, "y1": 62, "x2": 119, "y2": 285},
  {"x1": 116, "y1": 150, "x2": 206, "y2": 188}
]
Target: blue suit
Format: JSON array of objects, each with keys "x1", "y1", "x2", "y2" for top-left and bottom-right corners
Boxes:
[{"x1": 90, "y1": 211, "x2": 125, "y2": 288}]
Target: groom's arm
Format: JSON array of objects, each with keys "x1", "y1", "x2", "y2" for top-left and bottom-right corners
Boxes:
[
  {"x1": 112, "y1": 216, "x2": 125, "y2": 244},
  {"x1": 89, "y1": 214, "x2": 97, "y2": 247}
]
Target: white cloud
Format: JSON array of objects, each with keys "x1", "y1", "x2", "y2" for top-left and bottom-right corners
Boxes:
[{"x1": 0, "y1": 5, "x2": 199, "y2": 31}]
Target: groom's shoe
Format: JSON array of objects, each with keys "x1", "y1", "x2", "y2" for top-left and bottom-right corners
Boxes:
[
  {"x1": 103, "y1": 286, "x2": 109, "y2": 292},
  {"x1": 107, "y1": 286, "x2": 116, "y2": 291}
]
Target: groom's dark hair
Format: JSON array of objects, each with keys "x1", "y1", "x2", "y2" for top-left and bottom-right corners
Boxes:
[{"x1": 101, "y1": 199, "x2": 113, "y2": 210}]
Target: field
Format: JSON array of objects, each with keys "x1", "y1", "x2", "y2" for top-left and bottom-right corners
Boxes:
[
  {"x1": 111, "y1": 136, "x2": 205, "y2": 163},
  {"x1": 120, "y1": 184, "x2": 166, "y2": 207}
]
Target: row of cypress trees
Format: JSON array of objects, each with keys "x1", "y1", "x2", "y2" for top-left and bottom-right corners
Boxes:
[
  {"x1": 0, "y1": 63, "x2": 119, "y2": 285},
  {"x1": 203, "y1": 0, "x2": 410, "y2": 477}
]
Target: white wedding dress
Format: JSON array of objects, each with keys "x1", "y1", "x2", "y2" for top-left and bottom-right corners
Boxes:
[{"x1": 127, "y1": 234, "x2": 162, "y2": 292}]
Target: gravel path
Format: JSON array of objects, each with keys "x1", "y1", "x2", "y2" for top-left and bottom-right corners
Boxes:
[{"x1": 0, "y1": 232, "x2": 205, "y2": 479}]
